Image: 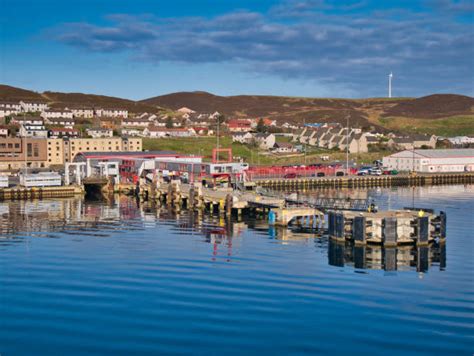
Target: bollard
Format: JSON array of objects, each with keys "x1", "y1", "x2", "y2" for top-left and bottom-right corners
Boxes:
[
  {"x1": 417, "y1": 216, "x2": 429, "y2": 246},
  {"x1": 383, "y1": 217, "x2": 397, "y2": 246},
  {"x1": 384, "y1": 248, "x2": 397, "y2": 271},
  {"x1": 353, "y1": 216, "x2": 366, "y2": 244}
]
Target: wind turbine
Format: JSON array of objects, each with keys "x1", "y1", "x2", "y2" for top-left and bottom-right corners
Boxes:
[{"x1": 388, "y1": 72, "x2": 393, "y2": 98}]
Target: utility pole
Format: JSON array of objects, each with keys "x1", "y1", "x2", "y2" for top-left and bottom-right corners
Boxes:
[{"x1": 346, "y1": 114, "x2": 350, "y2": 175}]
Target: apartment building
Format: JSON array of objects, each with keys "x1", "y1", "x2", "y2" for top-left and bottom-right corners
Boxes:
[
  {"x1": 70, "y1": 107, "x2": 94, "y2": 119},
  {"x1": 46, "y1": 138, "x2": 65, "y2": 166},
  {"x1": 0, "y1": 137, "x2": 48, "y2": 170},
  {"x1": 96, "y1": 108, "x2": 128, "y2": 118},
  {"x1": 20, "y1": 100, "x2": 49, "y2": 113},
  {"x1": 41, "y1": 109, "x2": 74, "y2": 120},
  {"x1": 63, "y1": 137, "x2": 142, "y2": 163}
]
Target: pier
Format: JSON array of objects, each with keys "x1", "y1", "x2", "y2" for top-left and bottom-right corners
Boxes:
[{"x1": 257, "y1": 172, "x2": 474, "y2": 190}]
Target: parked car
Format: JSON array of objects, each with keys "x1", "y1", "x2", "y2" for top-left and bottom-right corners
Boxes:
[
  {"x1": 383, "y1": 169, "x2": 399, "y2": 175},
  {"x1": 369, "y1": 168, "x2": 382, "y2": 176},
  {"x1": 357, "y1": 167, "x2": 371, "y2": 176},
  {"x1": 283, "y1": 173, "x2": 299, "y2": 179}
]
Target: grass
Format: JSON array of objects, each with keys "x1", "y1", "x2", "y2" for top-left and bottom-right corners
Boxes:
[
  {"x1": 378, "y1": 115, "x2": 474, "y2": 136},
  {"x1": 142, "y1": 137, "x2": 384, "y2": 166}
]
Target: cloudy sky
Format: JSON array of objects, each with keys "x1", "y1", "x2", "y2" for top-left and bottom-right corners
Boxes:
[{"x1": 1, "y1": 0, "x2": 473, "y2": 99}]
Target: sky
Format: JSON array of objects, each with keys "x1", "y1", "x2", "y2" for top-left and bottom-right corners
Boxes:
[{"x1": 0, "y1": 0, "x2": 473, "y2": 99}]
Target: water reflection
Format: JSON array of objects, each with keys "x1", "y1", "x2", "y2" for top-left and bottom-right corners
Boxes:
[
  {"x1": 0, "y1": 196, "x2": 447, "y2": 273},
  {"x1": 328, "y1": 240, "x2": 446, "y2": 272}
]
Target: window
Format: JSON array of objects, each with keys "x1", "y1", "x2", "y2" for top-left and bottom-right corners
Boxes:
[{"x1": 15, "y1": 143, "x2": 20, "y2": 149}]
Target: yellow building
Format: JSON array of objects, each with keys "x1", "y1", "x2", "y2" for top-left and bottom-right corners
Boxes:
[
  {"x1": 64, "y1": 137, "x2": 142, "y2": 163},
  {"x1": 46, "y1": 138, "x2": 65, "y2": 166}
]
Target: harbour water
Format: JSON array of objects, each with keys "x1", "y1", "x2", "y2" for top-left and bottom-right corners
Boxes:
[{"x1": 0, "y1": 185, "x2": 473, "y2": 354}]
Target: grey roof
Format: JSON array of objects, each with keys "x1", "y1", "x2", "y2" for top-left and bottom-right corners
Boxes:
[{"x1": 391, "y1": 149, "x2": 474, "y2": 158}]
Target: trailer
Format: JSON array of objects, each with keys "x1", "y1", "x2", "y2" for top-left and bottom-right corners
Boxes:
[
  {"x1": 20, "y1": 172, "x2": 62, "y2": 188},
  {"x1": 0, "y1": 176, "x2": 8, "y2": 188}
]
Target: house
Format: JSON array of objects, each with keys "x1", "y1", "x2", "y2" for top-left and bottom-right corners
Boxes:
[
  {"x1": 272, "y1": 142, "x2": 297, "y2": 153},
  {"x1": 20, "y1": 100, "x2": 49, "y2": 113},
  {"x1": 44, "y1": 117, "x2": 75, "y2": 129},
  {"x1": 232, "y1": 132, "x2": 254, "y2": 144},
  {"x1": 48, "y1": 128, "x2": 80, "y2": 139},
  {"x1": 143, "y1": 127, "x2": 195, "y2": 138},
  {"x1": 191, "y1": 127, "x2": 213, "y2": 136},
  {"x1": 121, "y1": 127, "x2": 144, "y2": 137},
  {"x1": 122, "y1": 118, "x2": 151, "y2": 128},
  {"x1": 227, "y1": 119, "x2": 252, "y2": 133},
  {"x1": 99, "y1": 117, "x2": 118, "y2": 130},
  {"x1": 445, "y1": 136, "x2": 474, "y2": 146},
  {"x1": 177, "y1": 107, "x2": 196, "y2": 115},
  {"x1": 69, "y1": 107, "x2": 94, "y2": 119},
  {"x1": 19, "y1": 123, "x2": 48, "y2": 138},
  {"x1": 41, "y1": 109, "x2": 74, "y2": 120},
  {"x1": 366, "y1": 136, "x2": 380, "y2": 146},
  {"x1": 292, "y1": 128, "x2": 306, "y2": 142},
  {"x1": 255, "y1": 133, "x2": 276, "y2": 150},
  {"x1": 0, "y1": 101, "x2": 21, "y2": 118},
  {"x1": 347, "y1": 133, "x2": 368, "y2": 153},
  {"x1": 10, "y1": 116, "x2": 44, "y2": 126},
  {"x1": 95, "y1": 108, "x2": 128, "y2": 118},
  {"x1": 383, "y1": 149, "x2": 474, "y2": 173},
  {"x1": 388, "y1": 135, "x2": 436, "y2": 150},
  {"x1": 300, "y1": 130, "x2": 315, "y2": 144},
  {"x1": 413, "y1": 134, "x2": 437, "y2": 149},
  {"x1": 0, "y1": 126, "x2": 9, "y2": 138},
  {"x1": 388, "y1": 137, "x2": 414, "y2": 150},
  {"x1": 86, "y1": 128, "x2": 113, "y2": 138},
  {"x1": 137, "y1": 113, "x2": 158, "y2": 122},
  {"x1": 309, "y1": 128, "x2": 331, "y2": 146}
]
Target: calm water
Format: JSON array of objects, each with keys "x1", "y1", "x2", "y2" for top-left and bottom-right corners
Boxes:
[{"x1": 0, "y1": 186, "x2": 473, "y2": 354}]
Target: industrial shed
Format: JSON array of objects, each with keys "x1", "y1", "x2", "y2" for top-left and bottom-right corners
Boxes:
[{"x1": 382, "y1": 149, "x2": 474, "y2": 173}]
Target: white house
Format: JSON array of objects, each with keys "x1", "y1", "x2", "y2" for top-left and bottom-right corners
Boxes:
[
  {"x1": 0, "y1": 101, "x2": 21, "y2": 118},
  {"x1": 0, "y1": 126, "x2": 9, "y2": 137},
  {"x1": 446, "y1": 136, "x2": 474, "y2": 146},
  {"x1": 382, "y1": 149, "x2": 474, "y2": 173},
  {"x1": 86, "y1": 128, "x2": 113, "y2": 138},
  {"x1": 96, "y1": 108, "x2": 128, "y2": 118},
  {"x1": 41, "y1": 109, "x2": 74, "y2": 120},
  {"x1": 255, "y1": 133, "x2": 276, "y2": 150},
  {"x1": 18, "y1": 124, "x2": 48, "y2": 138},
  {"x1": 44, "y1": 117, "x2": 75, "y2": 129},
  {"x1": 272, "y1": 142, "x2": 297, "y2": 153},
  {"x1": 70, "y1": 107, "x2": 94, "y2": 119},
  {"x1": 143, "y1": 127, "x2": 195, "y2": 138},
  {"x1": 11, "y1": 116, "x2": 44, "y2": 126},
  {"x1": 122, "y1": 118, "x2": 150, "y2": 127},
  {"x1": 232, "y1": 132, "x2": 254, "y2": 144},
  {"x1": 20, "y1": 100, "x2": 49, "y2": 113},
  {"x1": 49, "y1": 127, "x2": 80, "y2": 138},
  {"x1": 121, "y1": 127, "x2": 144, "y2": 137}
]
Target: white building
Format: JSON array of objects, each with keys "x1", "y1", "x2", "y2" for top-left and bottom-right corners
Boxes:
[
  {"x1": 70, "y1": 107, "x2": 94, "y2": 119},
  {"x1": 232, "y1": 132, "x2": 254, "y2": 144},
  {"x1": 44, "y1": 117, "x2": 75, "y2": 129},
  {"x1": 122, "y1": 118, "x2": 150, "y2": 127},
  {"x1": 446, "y1": 136, "x2": 474, "y2": 146},
  {"x1": 143, "y1": 127, "x2": 195, "y2": 138},
  {"x1": 11, "y1": 116, "x2": 44, "y2": 126},
  {"x1": 96, "y1": 108, "x2": 128, "y2": 118},
  {"x1": 20, "y1": 100, "x2": 49, "y2": 113},
  {"x1": 0, "y1": 101, "x2": 21, "y2": 118},
  {"x1": 86, "y1": 128, "x2": 113, "y2": 138},
  {"x1": 19, "y1": 124, "x2": 48, "y2": 138},
  {"x1": 382, "y1": 149, "x2": 474, "y2": 173},
  {"x1": 255, "y1": 133, "x2": 276, "y2": 150},
  {"x1": 41, "y1": 109, "x2": 74, "y2": 120}
]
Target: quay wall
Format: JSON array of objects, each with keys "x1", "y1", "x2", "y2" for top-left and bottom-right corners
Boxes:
[
  {"x1": 0, "y1": 186, "x2": 84, "y2": 201},
  {"x1": 256, "y1": 172, "x2": 474, "y2": 190}
]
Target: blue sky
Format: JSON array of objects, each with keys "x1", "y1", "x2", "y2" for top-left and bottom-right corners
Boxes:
[{"x1": 1, "y1": 0, "x2": 473, "y2": 99}]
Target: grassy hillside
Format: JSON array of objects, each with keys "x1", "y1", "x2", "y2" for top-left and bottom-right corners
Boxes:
[
  {"x1": 378, "y1": 115, "x2": 474, "y2": 136},
  {"x1": 0, "y1": 84, "x2": 45, "y2": 101},
  {"x1": 142, "y1": 137, "x2": 382, "y2": 165}
]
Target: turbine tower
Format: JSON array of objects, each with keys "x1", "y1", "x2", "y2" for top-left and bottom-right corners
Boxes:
[{"x1": 388, "y1": 72, "x2": 393, "y2": 98}]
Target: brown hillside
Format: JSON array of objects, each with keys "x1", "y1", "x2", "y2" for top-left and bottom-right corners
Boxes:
[
  {"x1": 42, "y1": 91, "x2": 157, "y2": 113},
  {"x1": 383, "y1": 94, "x2": 474, "y2": 119},
  {"x1": 142, "y1": 92, "x2": 474, "y2": 127},
  {"x1": 0, "y1": 84, "x2": 44, "y2": 101}
]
